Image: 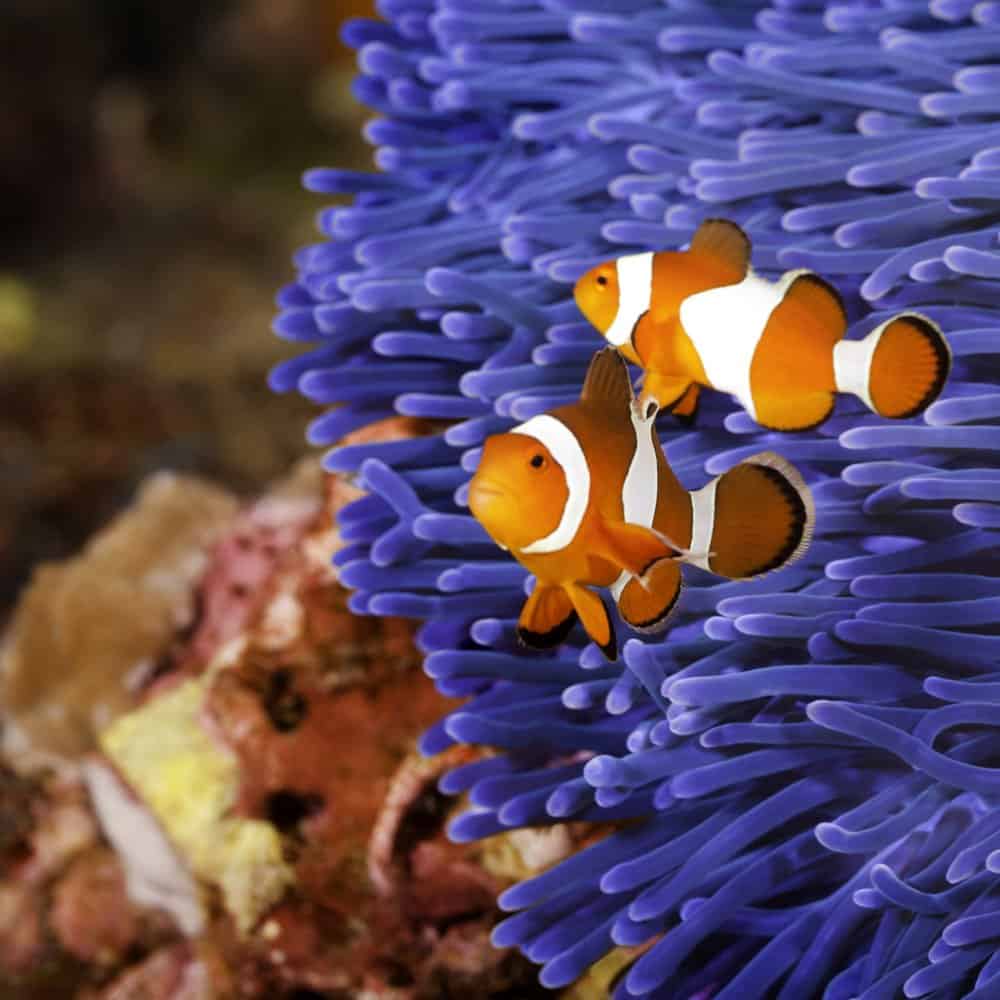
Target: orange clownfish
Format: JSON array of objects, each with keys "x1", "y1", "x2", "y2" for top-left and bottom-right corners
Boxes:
[
  {"x1": 574, "y1": 219, "x2": 951, "y2": 431},
  {"x1": 467, "y1": 348, "x2": 815, "y2": 660}
]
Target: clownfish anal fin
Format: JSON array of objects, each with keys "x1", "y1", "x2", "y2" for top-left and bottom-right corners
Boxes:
[
  {"x1": 517, "y1": 583, "x2": 577, "y2": 650},
  {"x1": 782, "y1": 271, "x2": 847, "y2": 344},
  {"x1": 597, "y1": 520, "x2": 679, "y2": 579},
  {"x1": 565, "y1": 583, "x2": 617, "y2": 660},
  {"x1": 617, "y1": 560, "x2": 683, "y2": 634},
  {"x1": 753, "y1": 391, "x2": 835, "y2": 432},
  {"x1": 581, "y1": 347, "x2": 634, "y2": 409},
  {"x1": 670, "y1": 383, "x2": 701, "y2": 426},
  {"x1": 689, "y1": 218, "x2": 751, "y2": 279}
]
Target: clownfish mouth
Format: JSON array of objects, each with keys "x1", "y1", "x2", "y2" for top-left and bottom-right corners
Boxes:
[
  {"x1": 470, "y1": 482, "x2": 504, "y2": 501},
  {"x1": 468, "y1": 478, "x2": 507, "y2": 520}
]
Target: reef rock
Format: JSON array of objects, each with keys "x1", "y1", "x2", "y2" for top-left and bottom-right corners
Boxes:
[{"x1": 1, "y1": 472, "x2": 238, "y2": 769}]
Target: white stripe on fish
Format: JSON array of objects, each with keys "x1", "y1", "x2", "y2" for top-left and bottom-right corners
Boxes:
[{"x1": 512, "y1": 414, "x2": 590, "y2": 554}]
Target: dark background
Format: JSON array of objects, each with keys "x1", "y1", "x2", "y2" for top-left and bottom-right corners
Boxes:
[{"x1": 0, "y1": 0, "x2": 373, "y2": 618}]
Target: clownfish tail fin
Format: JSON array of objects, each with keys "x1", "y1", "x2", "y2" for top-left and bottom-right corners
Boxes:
[
  {"x1": 688, "y1": 451, "x2": 814, "y2": 580},
  {"x1": 834, "y1": 313, "x2": 951, "y2": 419}
]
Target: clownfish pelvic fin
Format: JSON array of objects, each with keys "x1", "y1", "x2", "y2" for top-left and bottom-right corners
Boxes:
[{"x1": 517, "y1": 582, "x2": 577, "y2": 650}]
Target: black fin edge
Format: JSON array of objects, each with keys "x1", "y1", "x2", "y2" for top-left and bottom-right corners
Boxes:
[
  {"x1": 517, "y1": 610, "x2": 579, "y2": 650},
  {"x1": 788, "y1": 271, "x2": 848, "y2": 330},
  {"x1": 743, "y1": 464, "x2": 809, "y2": 577},
  {"x1": 621, "y1": 579, "x2": 683, "y2": 635},
  {"x1": 891, "y1": 313, "x2": 952, "y2": 420}
]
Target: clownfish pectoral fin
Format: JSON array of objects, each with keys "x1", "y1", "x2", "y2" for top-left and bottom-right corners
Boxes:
[
  {"x1": 689, "y1": 451, "x2": 814, "y2": 580},
  {"x1": 517, "y1": 583, "x2": 577, "y2": 650},
  {"x1": 670, "y1": 383, "x2": 701, "y2": 426},
  {"x1": 753, "y1": 391, "x2": 835, "y2": 432},
  {"x1": 617, "y1": 559, "x2": 683, "y2": 634},
  {"x1": 565, "y1": 583, "x2": 616, "y2": 660},
  {"x1": 597, "y1": 520, "x2": 681, "y2": 581},
  {"x1": 581, "y1": 347, "x2": 634, "y2": 409},
  {"x1": 688, "y1": 218, "x2": 751, "y2": 281}
]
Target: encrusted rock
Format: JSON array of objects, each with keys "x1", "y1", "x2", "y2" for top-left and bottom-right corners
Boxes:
[
  {"x1": 49, "y1": 847, "x2": 143, "y2": 965},
  {"x1": 1, "y1": 472, "x2": 238, "y2": 769}
]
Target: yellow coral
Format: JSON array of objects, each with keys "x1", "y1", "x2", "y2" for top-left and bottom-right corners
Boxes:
[
  {"x1": 560, "y1": 948, "x2": 638, "y2": 1000},
  {"x1": 99, "y1": 669, "x2": 294, "y2": 934}
]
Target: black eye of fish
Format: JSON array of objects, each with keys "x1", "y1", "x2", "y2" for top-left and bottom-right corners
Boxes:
[
  {"x1": 530, "y1": 454, "x2": 545, "y2": 469},
  {"x1": 596, "y1": 275, "x2": 608, "y2": 287}
]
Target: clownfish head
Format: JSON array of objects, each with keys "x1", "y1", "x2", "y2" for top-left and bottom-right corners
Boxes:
[
  {"x1": 574, "y1": 260, "x2": 619, "y2": 335},
  {"x1": 469, "y1": 419, "x2": 582, "y2": 555}
]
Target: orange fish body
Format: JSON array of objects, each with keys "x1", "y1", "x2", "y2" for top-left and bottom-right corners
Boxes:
[
  {"x1": 574, "y1": 219, "x2": 951, "y2": 431},
  {"x1": 468, "y1": 349, "x2": 814, "y2": 659}
]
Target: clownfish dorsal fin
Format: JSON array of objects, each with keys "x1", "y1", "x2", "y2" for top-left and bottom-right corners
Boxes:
[
  {"x1": 782, "y1": 270, "x2": 847, "y2": 344},
  {"x1": 688, "y1": 218, "x2": 751, "y2": 279},
  {"x1": 580, "y1": 347, "x2": 634, "y2": 411}
]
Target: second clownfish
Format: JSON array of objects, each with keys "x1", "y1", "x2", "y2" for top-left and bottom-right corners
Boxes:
[
  {"x1": 574, "y1": 218, "x2": 951, "y2": 431},
  {"x1": 468, "y1": 348, "x2": 814, "y2": 659}
]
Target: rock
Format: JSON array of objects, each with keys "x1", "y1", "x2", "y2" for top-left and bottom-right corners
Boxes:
[
  {"x1": 1, "y1": 472, "x2": 238, "y2": 769},
  {"x1": 49, "y1": 847, "x2": 141, "y2": 964},
  {"x1": 83, "y1": 757, "x2": 204, "y2": 938},
  {"x1": 92, "y1": 664, "x2": 295, "y2": 936},
  {"x1": 96, "y1": 944, "x2": 212, "y2": 1000}
]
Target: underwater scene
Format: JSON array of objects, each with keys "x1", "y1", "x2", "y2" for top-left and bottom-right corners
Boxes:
[{"x1": 3, "y1": 1, "x2": 1000, "y2": 998}]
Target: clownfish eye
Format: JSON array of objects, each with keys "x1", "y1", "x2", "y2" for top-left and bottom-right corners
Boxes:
[
  {"x1": 530, "y1": 453, "x2": 546, "y2": 469},
  {"x1": 596, "y1": 274, "x2": 608, "y2": 287}
]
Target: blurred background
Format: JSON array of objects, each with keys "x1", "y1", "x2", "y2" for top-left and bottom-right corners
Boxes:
[{"x1": 0, "y1": 0, "x2": 372, "y2": 622}]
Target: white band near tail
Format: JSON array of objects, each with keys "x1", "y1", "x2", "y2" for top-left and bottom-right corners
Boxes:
[
  {"x1": 833, "y1": 324, "x2": 882, "y2": 412},
  {"x1": 687, "y1": 477, "x2": 718, "y2": 573},
  {"x1": 512, "y1": 415, "x2": 590, "y2": 555},
  {"x1": 610, "y1": 403, "x2": 659, "y2": 600},
  {"x1": 605, "y1": 252, "x2": 654, "y2": 347},
  {"x1": 679, "y1": 269, "x2": 806, "y2": 421}
]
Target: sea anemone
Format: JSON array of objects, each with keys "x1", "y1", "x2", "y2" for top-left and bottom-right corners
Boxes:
[{"x1": 273, "y1": 1, "x2": 1000, "y2": 996}]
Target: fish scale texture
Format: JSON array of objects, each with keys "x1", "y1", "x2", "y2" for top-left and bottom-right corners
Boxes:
[{"x1": 272, "y1": 1, "x2": 1000, "y2": 996}]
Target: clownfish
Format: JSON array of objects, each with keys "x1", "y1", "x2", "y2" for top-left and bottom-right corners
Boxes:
[
  {"x1": 574, "y1": 218, "x2": 951, "y2": 431},
  {"x1": 467, "y1": 348, "x2": 814, "y2": 660}
]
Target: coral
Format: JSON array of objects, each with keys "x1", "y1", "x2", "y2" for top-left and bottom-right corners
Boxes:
[
  {"x1": 92, "y1": 943, "x2": 212, "y2": 1000},
  {"x1": 49, "y1": 848, "x2": 146, "y2": 965},
  {"x1": 5, "y1": 440, "x2": 538, "y2": 997},
  {"x1": 95, "y1": 665, "x2": 297, "y2": 936},
  {"x1": 0, "y1": 770, "x2": 164, "y2": 997},
  {"x1": 1, "y1": 472, "x2": 238, "y2": 768},
  {"x1": 275, "y1": 0, "x2": 1000, "y2": 996}
]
